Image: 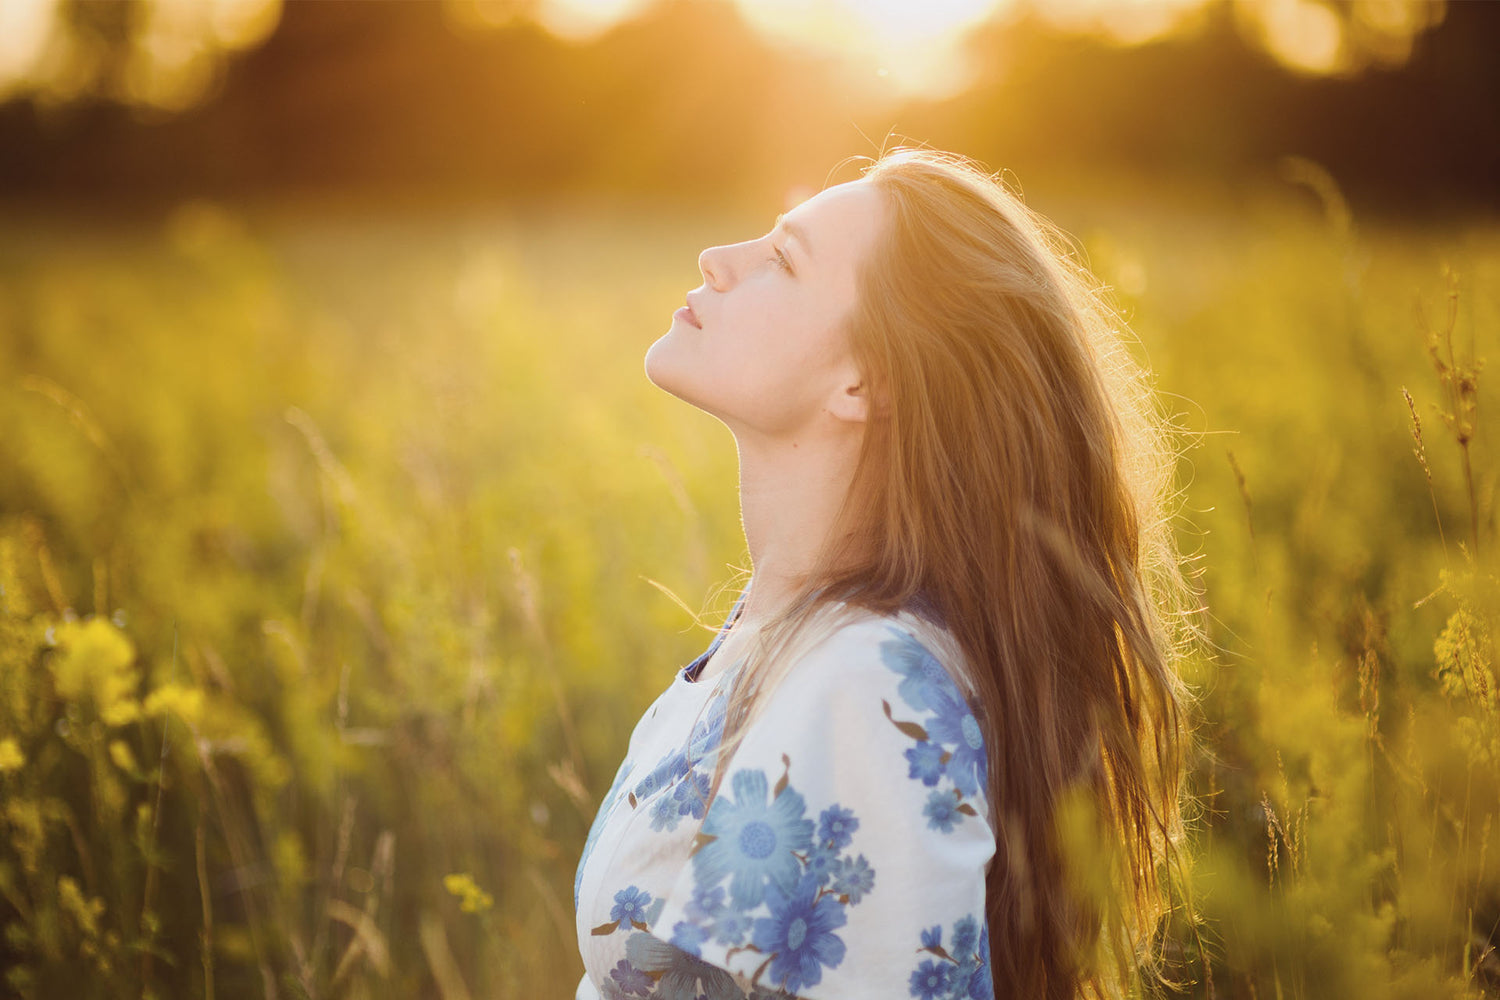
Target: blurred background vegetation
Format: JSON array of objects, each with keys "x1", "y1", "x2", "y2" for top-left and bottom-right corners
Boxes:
[{"x1": 0, "y1": 0, "x2": 1496, "y2": 997}]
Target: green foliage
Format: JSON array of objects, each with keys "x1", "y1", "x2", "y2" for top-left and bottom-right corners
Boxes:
[{"x1": 0, "y1": 187, "x2": 1495, "y2": 998}]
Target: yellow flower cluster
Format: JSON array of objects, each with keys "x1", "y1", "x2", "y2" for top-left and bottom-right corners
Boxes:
[
  {"x1": 47, "y1": 619, "x2": 139, "y2": 727},
  {"x1": 442, "y1": 872, "x2": 494, "y2": 914},
  {"x1": 1434, "y1": 599, "x2": 1499, "y2": 764},
  {"x1": 143, "y1": 681, "x2": 205, "y2": 726},
  {"x1": 57, "y1": 874, "x2": 105, "y2": 938},
  {"x1": 0, "y1": 736, "x2": 22, "y2": 772},
  {"x1": 107, "y1": 739, "x2": 138, "y2": 774}
]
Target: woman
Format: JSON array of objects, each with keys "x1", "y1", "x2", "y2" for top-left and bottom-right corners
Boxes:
[{"x1": 573, "y1": 148, "x2": 1199, "y2": 1000}]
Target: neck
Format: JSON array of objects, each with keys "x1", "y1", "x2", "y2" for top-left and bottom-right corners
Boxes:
[{"x1": 732, "y1": 426, "x2": 863, "y2": 628}]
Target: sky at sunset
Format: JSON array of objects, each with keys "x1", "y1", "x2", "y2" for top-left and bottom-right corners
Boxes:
[{"x1": 0, "y1": 0, "x2": 1448, "y2": 111}]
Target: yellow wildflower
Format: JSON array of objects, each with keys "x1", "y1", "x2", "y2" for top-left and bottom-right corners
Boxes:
[
  {"x1": 49, "y1": 619, "x2": 140, "y2": 726},
  {"x1": 0, "y1": 738, "x2": 23, "y2": 773},
  {"x1": 107, "y1": 740, "x2": 138, "y2": 774},
  {"x1": 58, "y1": 874, "x2": 105, "y2": 938},
  {"x1": 143, "y1": 682, "x2": 204, "y2": 726},
  {"x1": 6, "y1": 798, "x2": 45, "y2": 872},
  {"x1": 273, "y1": 831, "x2": 307, "y2": 888},
  {"x1": 442, "y1": 872, "x2": 493, "y2": 913}
]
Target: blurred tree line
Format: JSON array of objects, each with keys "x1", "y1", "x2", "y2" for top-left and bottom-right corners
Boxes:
[{"x1": 0, "y1": 0, "x2": 1495, "y2": 216}]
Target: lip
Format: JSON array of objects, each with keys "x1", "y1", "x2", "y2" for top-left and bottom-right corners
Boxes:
[{"x1": 675, "y1": 297, "x2": 702, "y2": 329}]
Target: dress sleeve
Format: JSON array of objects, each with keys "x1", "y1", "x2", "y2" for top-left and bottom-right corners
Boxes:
[{"x1": 646, "y1": 617, "x2": 997, "y2": 1000}]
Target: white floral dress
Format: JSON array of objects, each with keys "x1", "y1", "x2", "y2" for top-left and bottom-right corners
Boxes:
[{"x1": 573, "y1": 602, "x2": 996, "y2": 1000}]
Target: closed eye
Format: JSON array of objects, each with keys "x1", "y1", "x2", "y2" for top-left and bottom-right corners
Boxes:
[{"x1": 769, "y1": 245, "x2": 793, "y2": 274}]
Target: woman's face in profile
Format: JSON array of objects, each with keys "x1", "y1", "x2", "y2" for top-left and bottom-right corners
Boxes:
[{"x1": 645, "y1": 179, "x2": 885, "y2": 439}]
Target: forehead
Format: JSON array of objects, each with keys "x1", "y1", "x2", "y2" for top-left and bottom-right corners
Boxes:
[{"x1": 781, "y1": 179, "x2": 885, "y2": 270}]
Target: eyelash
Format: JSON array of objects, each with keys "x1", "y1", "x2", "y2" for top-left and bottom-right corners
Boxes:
[{"x1": 770, "y1": 246, "x2": 793, "y2": 273}]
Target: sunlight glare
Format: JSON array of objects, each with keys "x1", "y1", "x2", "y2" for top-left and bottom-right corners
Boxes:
[
  {"x1": 538, "y1": 0, "x2": 655, "y2": 40},
  {"x1": 0, "y1": 0, "x2": 59, "y2": 97},
  {"x1": 1348, "y1": 0, "x2": 1445, "y2": 67},
  {"x1": 1037, "y1": 0, "x2": 1206, "y2": 46},
  {"x1": 1251, "y1": 0, "x2": 1345, "y2": 75},
  {"x1": 732, "y1": 0, "x2": 1006, "y2": 97},
  {"x1": 209, "y1": 0, "x2": 282, "y2": 51}
]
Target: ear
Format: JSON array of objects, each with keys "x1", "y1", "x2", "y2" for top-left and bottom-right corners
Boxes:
[{"x1": 824, "y1": 362, "x2": 869, "y2": 425}]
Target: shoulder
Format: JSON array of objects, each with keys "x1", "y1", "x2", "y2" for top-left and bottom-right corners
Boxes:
[
  {"x1": 768, "y1": 604, "x2": 975, "y2": 715},
  {"x1": 753, "y1": 604, "x2": 992, "y2": 809}
]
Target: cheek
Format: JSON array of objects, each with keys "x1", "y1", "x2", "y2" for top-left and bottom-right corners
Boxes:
[
  {"x1": 775, "y1": 315, "x2": 851, "y2": 374},
  {"x1": 732, "y1": 294, "x2": 844, "y2": 365}
]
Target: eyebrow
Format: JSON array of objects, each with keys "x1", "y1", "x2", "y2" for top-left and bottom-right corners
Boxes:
[{"x1": 773, "y1": 213, "x2": 814, "y2": 262}]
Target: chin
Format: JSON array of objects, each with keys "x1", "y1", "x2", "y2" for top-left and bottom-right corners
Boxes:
[
  {"x1": 644, "y1": 335, "x2": 697, "y2": 401},
  {"x1": 643, "y1": 333, "x2": 678, "y2": 392},
  {"x1": 644, "y1": 338, "x2": 726, "y2": 419}
]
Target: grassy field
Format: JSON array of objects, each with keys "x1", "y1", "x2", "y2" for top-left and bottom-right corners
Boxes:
[{"x1": 0, "y1": 175, "x2": 1496, "y2": 998}]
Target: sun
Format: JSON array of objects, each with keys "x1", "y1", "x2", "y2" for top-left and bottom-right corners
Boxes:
[
  {"x1": 724, "y1": 0, "x2": 1008, "y2": 97},
  {"x1": 531, "y1": 0, "x2": 1013, "y2": 97}
]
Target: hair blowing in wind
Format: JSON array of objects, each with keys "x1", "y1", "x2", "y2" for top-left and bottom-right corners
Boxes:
[{"x1": 713, "y1": 148, "x2": 1205, "y2": 1000}]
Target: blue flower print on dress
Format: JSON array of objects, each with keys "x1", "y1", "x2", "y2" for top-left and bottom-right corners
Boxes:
[
  {"x1": 649, "y1": 791, "x2": 681, "y2": 832},
  {"x1": 920, "y1": 682, "x2": 987, "y2": 798},
  {"x1": 904, "y1": 741, "x2": 946, "y2": 786},
  {"x1": 673, "y1": 769, "x2": 712, "y2": 821},
  {"x1": 692, "y1": 766, "x2": 814, "y2": 910},
  {"x1": 751, "y1": 873, "x2": 849, "y2": 994},
  {"x1": 687, "y1": 693, "x2": 729, "y2": 768},
  {"x1": 715, "y1": 908, "x2": 754, "y2": 947},
  {"x1": 950, "y1": 915, "x2": 979, "y2": 963},
  {"x1": 880, "y1": 629, "x2": 988, "y2": 830},
  {"x1": 923, "y1": 790, "x2": 962, "y2": 833},
  {"x1": 609, "y1": 959, "x2": 654, "y2": 997},
  {"x1": 598, "y1": 976, "x2": 635, "y2": 1000},
  {"x1": 828, "y1": 854, "x2": 874, "y2": 904},
  {"x1": 803, "y1": 844, "x2": 839, "y2": 886},
  {"x1": 611, "y1": 886, "x2": 654, "y2": 926},
  {"x1": 672, "y1": 756, "x2": 876, "y2": 995},
  {"x1": 633, "y1": 750, "x2": 689, "y2": 807},
  {"x1": 667, "y1": 919, "x2": 710, "y2": 957},
  {"x1": 906, "y1": 913, "x2": 993, "y2": 1000},
  {"x1": 670, "y1": 887, "x2": 750, "y2": 957},
  {"x1": 910, "y1": 960, "x2": 955, "y2": 1000},
  {"x1": 966, "y1": 923, "x2": 994, "y2": 1000},
  {"x1": 632, "y1": 691, "x2": 730, "y2": 833},
  {"x1": 591, "y1": 888, "x2": 665, "y2": 937},
  {"x1": 679, "y1": 885, "x2": 751, "y2": 950},
  {"x1": 881, "y1": 629, "x2": 962, "y2": 713},
  {"x1": 623, "y1": 931, "x2": 746, "y2": 1000},
  {"x1": 817, "y1": 805, "x2": 858, "y2": 849}
]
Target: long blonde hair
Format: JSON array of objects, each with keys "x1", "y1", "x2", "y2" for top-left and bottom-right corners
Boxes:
[{"x1": 709, "y1": 147, "x2": 1202, "y2": 999}]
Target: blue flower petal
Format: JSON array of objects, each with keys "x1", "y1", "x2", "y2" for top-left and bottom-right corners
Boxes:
[
  {"x1": 817, "y1": 804, "x2": 859, "y2": 849},
  {"x1": 909, "y1": 959, "x2": 955, "y2": 1000},
  {"x1": 923, "y1": 791, "x2": 961, "y2": 834},
  {"x1": 904, "y1": 741, "x2": 946, "y2": 786},
  {"x1": 752, "y1": 875, "x2": 848, "y2": 994},
  {"x1": 610, "y1": 886, "x2": 654, "y2": 925},
  {"x1": 694, "y1": 768, "x2": 813, "y2": 909}
]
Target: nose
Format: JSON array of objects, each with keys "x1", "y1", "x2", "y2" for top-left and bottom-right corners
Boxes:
[{"x1": 698, "y1": 243, "x2": 731, "y2": 291}]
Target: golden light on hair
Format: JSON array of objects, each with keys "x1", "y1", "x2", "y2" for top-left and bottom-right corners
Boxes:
[{"x1": 710, "y1": 147, "x2": 1204, "y2": 1000}]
